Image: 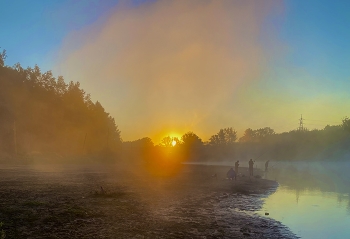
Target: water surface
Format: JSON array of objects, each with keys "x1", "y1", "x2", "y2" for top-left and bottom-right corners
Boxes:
[{"x1": 258, "y1": 161, "x2": 350, "y2": 239}]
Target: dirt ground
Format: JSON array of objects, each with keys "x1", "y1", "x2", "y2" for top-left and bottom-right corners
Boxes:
[{"x1": 0, "y1": 164, "x2": 298, "y2": 239}]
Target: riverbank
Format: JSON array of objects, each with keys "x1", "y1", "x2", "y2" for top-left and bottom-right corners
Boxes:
[{"x1": 0, "y1": 164, "x2": 298, "y2": 238}]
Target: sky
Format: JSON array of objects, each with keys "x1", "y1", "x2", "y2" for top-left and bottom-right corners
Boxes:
[{"x1": 1, "y1": 0, "x2": 350, "y2": 143}]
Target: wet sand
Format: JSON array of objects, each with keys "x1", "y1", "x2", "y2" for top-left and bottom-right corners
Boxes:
[{"x1": 0, "y1": 164, "x2": 298, "y2": 238}]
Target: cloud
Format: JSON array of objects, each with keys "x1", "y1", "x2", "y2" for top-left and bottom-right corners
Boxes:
[{"x1": 55, "y1": 0, "x2": 283, "y2": 142}]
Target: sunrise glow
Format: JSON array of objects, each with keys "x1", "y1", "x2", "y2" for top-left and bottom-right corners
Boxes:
[{"x1": 1, "y1": 1, "x2": 350, "y2": 238}]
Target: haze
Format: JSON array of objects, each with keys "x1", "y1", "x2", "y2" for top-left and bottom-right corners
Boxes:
[{"x1": 1, "y1": 0, "x2": 350, "y2": 143}]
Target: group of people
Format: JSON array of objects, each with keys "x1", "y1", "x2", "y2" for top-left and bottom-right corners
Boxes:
[{"x1": 226, "y1": 159, "x2": 270, "y2": 180}]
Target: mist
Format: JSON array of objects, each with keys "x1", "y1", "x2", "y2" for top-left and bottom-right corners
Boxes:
[
  {"x1": 1, "y1": 1, "x2": 350, "y2": 238},
  {"x1": 55, "y1": 0, "x2": 283, "y2": 142}
]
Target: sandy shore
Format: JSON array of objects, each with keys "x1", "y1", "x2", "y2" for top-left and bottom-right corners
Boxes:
[{"x1": 0, "y1": 164, "x2": 298, "y2": 238}]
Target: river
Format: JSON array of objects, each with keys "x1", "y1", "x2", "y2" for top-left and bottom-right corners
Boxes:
[{"x1": 258, "y1": 161, "x2": 350, "y2": 239}]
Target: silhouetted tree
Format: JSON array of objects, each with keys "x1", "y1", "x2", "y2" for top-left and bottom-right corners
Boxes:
[
  {"x1": 0, "y1": 48, "x2": 6, "y2": 67},
  {"x1": 209, "y1": 127, "x2": 237, "y2": 146},
  {"x1": 239, "y1": 128, "x2": 255, "y2": 142},
  {"x1": 160, "y1": 136, "x2": 172, "y2": 147},
  {"x1": 0, "y1": 52, "x2": 122, "y2": 159},
  {"x1": 255, "y1": 127, "x2": 275, "y2": 141},
  {"x1": 239, "y1": 127, "x2": 274, "y2": 142},
  {"x1": 181, "y1": 132, "x2": 203, "y2": 147},
  {"x1": 159, "y1": 136, "x2": 179, "y2": 147},
  {"x1": 342, "y1": 117, "x2": 350, "y2": 133},
  {"x1": 179, "y1": 132, "x2": 203, "y2": 160}
]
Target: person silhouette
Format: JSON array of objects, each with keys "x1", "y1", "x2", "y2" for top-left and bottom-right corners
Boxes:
[
  {"x1": 226, "y1": 168, "x2": 236, "y2": 180},
  {"x1": 249, "y1": 159, "x2": 254, "y2": 176},
  {"x1": 265, "y1": 160, "x2": 270, "y2": 172},
  {"x1": 234, "y1": 160, "x2": 239, "y2": 180}
]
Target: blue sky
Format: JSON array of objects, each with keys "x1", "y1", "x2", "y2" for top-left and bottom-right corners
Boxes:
[
  {"x1": 0, "y1": 0, "x2": 119, "y2": 69},
  {"x1": 1, "y1": 0, "x2": 349, "y2": 140},
  {"x1": 282, "y1": 0, "x2": 350, "y2": 79},
  {"x1": 1, "y1": 0, "x2": 349, "y2": 78}
]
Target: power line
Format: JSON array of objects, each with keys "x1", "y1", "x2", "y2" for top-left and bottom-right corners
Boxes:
[
  {"x1": 296, "y1": 115, "x2": 343, "y2": 130},
  {"x1": 304, "y1": 119, "x2": 341, "y2": 124},
  {"x1": 304, "y1": 123, "x2": 328, "y2": 127}
]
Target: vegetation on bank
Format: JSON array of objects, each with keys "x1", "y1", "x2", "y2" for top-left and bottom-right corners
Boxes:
[
  {"x1": 0, "y1": 50, "x2": 121, "y2": 160},
  {"x1": 124, "y1": 123, "x2": 350, "y2": 164},
  {"x1": 1, "y1": 50, "x2": 349, "y2": 163}
]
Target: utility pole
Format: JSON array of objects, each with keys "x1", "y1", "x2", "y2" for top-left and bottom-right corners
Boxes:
[{"x1": 299, "y1": 114, "x2": 304, "y2": 131}]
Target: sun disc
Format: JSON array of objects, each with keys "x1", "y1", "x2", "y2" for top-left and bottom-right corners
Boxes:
[{"x1": 172, "y1": 140, "x2": 177, "y2": 146}]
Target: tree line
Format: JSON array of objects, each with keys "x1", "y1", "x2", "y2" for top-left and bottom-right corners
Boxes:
[
  {"x1": 0, "y1": 50, "x2": 121, "y2": 161},
  {"x1": 125, "y1": 123, "x2": 350, "y2": 163},
  {"x1": 1, "y1": 50, "x2": 349, "y2": 163}
]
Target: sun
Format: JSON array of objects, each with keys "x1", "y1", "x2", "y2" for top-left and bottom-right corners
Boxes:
[{"x1": 157, "y1": 131, "x2": 182, "y2": 146}]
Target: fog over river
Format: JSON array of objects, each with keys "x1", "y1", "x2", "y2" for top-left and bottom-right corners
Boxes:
[{"x1": 257, "y1": 161, "x2": 350, "y2": 239}]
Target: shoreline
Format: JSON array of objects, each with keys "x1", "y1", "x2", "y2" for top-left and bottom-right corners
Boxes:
[{"x1": 0, "y1": 163, "x2": 299, "y2": 238}]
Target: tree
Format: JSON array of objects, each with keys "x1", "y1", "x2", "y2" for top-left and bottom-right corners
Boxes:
[
  {"x1": 138, "y1": 137, "x2": 154, "y2": 148},
  {"x1": 342, "y1": 117, "x2": 350, "y2": 133},
  {"x1": 239, "y1": 128, "x2": 255, "y2": 142},
  {"x1": 159, "y1": 136, "x2": 179, "y2": 147},
  {"x1": 255, "y1": 127, "x2": 275, "y2": 140},
  {"x1": 224, "y1": 127, "x2": 237, "y2": 145},
  {"x1": 209, "y1": 127, "x2": 237, "y2": 146},
  {"x1": 0, "y1": 48, "x2": 6, "y2": 67},
  {"x1": 181, "y1": 132, "x2": 203, "y2": 147},
  {"x1": 180, "y1": 132, "x2": 203, "y2": 160},
  {"x1": 239, "y1": 127, "x2": 275, "y2": 142},
  {"x1": 123, "y1": 137, "x2": 153, "y2": 156},
  {"x1": 0, "y1": 52, "x2": 123, "y2": 158}
]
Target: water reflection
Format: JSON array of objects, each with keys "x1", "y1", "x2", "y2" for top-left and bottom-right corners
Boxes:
[
  {"x1": 264, "y1": 161, "x2": 350, "y2": 194},
  {"x1": 260, "y1": 162, "x2": 350, "y2": 239},
  {"x1": 258, "y1": 186, "x2": 350, "y2": 239}
]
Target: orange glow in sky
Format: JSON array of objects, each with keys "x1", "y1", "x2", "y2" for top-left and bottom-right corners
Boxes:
[{"x1": 54, "y1": 0, "x2": 349, "y2": 143}]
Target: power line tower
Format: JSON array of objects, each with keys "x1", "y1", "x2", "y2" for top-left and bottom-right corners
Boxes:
[{"x1": 298, "y1": 114, "x2": 304, "y2": 131}]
